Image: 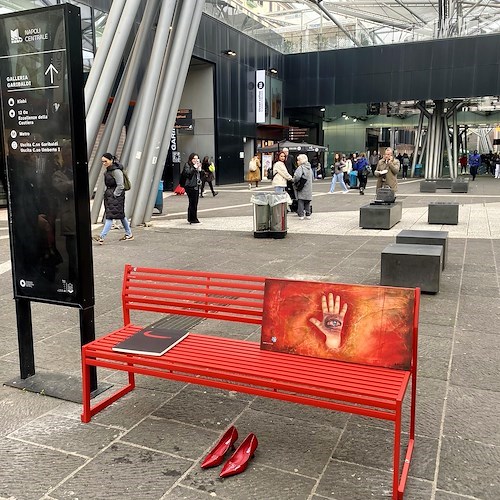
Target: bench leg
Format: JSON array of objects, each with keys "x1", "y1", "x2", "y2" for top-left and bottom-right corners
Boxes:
[
  {"x1": 394, "y1": 378, "x2": 417, "y2": 499},
  {"x1": 80, "y1": 353, "x2": 136, "y2": 423},
  {"x1": 81, "y1": 348, "x2": 92, "y2": 423},
  {"x1": 393, "y1": 405, "x2": 402, "y2": 499}
]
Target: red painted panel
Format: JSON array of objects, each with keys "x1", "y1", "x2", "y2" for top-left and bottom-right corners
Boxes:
[{"x1": 261, "y1": 278, "x2": 415, "y2": 370}]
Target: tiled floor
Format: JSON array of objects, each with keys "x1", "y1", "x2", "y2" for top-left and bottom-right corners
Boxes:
[{"x1": 0, "y1": 175, "x2": 499, "y2": 499}]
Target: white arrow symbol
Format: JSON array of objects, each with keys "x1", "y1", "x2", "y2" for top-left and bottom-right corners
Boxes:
[{"x1": 45, "y1": 63, "x2": 58, "y2": 84}]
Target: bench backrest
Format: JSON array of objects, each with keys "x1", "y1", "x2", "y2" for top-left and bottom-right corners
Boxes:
[
  {"x1": 261, "y1": 278, "x2": 420, "y2": 371},
  {"x1": 122, "y1": 265, "x2": 266, "y2": 326}
]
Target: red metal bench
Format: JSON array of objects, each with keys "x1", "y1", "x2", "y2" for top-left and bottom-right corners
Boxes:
[{"x1": 81, "y1": 265, "x2": 420, "y2": 500}]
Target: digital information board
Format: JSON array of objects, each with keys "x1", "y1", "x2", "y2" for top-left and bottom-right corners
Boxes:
[{"x1": 0, "y1": 5, "x2": 93, "y2": 307}]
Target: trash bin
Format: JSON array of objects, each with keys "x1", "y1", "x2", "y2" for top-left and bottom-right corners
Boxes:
[
  {"x1": 251, "y1": 193, "x2": 271, "y2": 238},
  {"x1": 414, "y1": 164, "x2": 423, "y2": 178},
  {"x1": 268, "y1": 192, "x2": 288, "y2": 239},
  {"x1": 154, "y1": 180, "x2": 164, "y2": 214}
]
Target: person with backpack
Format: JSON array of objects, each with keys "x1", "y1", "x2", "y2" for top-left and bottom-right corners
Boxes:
[
  {"x1": 401, "y1": 153, "x2": 410, "y2": 179},
  {"x1": 354, "y1": 153, "x2": 370, "y2": 195},
  {"x1": 271, "y1": 151, "x2": 292, "y2": 193},
  {"x1": 293, "y1": 154, "x2": 313, "y2": 219},
  {"x1": 93, "y1": 153, "x2": 134, "y2": 244},
  {"x1": 247, "y1": 154, "x2": 261, "y2": 189},
  {"x1": 468, "y1": 150, "x2": 481, "y2": 180}
]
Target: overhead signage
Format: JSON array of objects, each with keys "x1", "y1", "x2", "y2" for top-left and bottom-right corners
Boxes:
[
  {"x1": 175, "y1": 108, "x2": 193, "y2": 130},
  {"x1": 256, "y1": 70, "x2": 266, "y2": 123},
  {"x1": 0, "y1": 5, "x2": 92, "y2": 307}
]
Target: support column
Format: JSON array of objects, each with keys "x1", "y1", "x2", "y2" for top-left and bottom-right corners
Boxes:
[
  {"x1": 142, "y1": 1, "x2": 206, "y2": 223},
  {"x1": 131, "y1": 0, "x2": 205, "y2": 226},
  {"x1": 411, "y1": 108, "x2": 425, "y2": 177},
  {"x1": 86, "y1": 0, "x2": 142, "y2": 160},
  {"x1": 84, "y1": 0, "x2": 126, "y2": 114},
  {"x1": 120, "y1": 0, "x2": 177, "y2": 215},
  {"x1": 90, "y1": 0, "x2": 160, "y2": 223}
]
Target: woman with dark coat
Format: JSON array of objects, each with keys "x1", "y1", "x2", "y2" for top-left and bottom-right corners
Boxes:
[
  {"x1": 93, "y1": 153, "x2": 133, "y2": 244},
  {"x1": 181, "y1": 152, "x2": 202, "y2": 224},
  {"x1": 200, "y1": 156, "x2": 218, "y2": 197}
]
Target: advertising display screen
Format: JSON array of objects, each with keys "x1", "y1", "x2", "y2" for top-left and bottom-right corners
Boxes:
[{"x1": 0, "y1": 5, "x2": 92, "y2": 307}]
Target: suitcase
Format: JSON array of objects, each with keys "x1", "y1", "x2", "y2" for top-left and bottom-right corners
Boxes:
[{"x1": 349, "y1": 170, "x2": 358, "y2": 188}]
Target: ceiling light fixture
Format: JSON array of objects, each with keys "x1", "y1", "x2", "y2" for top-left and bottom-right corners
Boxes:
[
  {"x1": 269, "y1": 67, "x2": 278, "y2": 74},
  {"x1": 320, "y1": 107, "x2": 326, "y2": 112},
  {"x1": 224, "y1": 50, "x2": 236, "y2": 56}
]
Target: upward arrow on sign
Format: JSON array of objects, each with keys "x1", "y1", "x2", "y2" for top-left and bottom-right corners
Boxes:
[{"x1": 45, "y1": 63, "x2": 58, "y2": 84}]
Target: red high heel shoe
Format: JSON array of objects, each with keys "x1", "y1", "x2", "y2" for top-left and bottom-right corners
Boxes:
[
  {"x1": 200, "y1": 426, "x2": 238, "y2": 469},
  {"x1": 219, "y1": 433, "x2": 258, "y2": 478}
]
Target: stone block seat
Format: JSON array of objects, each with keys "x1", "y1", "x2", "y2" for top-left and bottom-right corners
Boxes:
[
  {"x1": 451, "y1": 177, "x2": 469, "y2": 193},
  {"x1": 428, "y1": 201, "x2": 459, "y2": 225},
  {"x1": 359, "y1": 202, "x2": 402, "y2": 230},
  {"x1": 396, "y1": 229, "x2": 449, "y2": 269},
  {"x1": 381, "y1": 243, "x2": 443, "y2": 293},
  {"x1": 420, "y1": 180, "x2": 437, "y2": 192}
]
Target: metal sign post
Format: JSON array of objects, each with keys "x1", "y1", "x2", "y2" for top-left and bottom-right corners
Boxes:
[{"x1": 0, "y1": 5, "x2": 102, "y2": 401}]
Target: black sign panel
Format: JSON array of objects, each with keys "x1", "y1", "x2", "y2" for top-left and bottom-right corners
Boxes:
[
  {"x1": 0, "y1": 5, "x2": 93, "y2": 307},
  {"x1": 175, "y1": 108, "x2": 193, "y2": 130}
]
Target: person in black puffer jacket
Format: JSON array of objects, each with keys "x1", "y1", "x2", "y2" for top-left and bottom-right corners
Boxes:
[{"x1": 93, "y1": 153, "x2": 134, "y2": 244}]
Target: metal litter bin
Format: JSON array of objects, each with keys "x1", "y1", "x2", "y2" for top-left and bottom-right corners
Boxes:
[
  {"x1": 251, "y1": 193, "x2": 271, "y2": 238},
  {"x1": 268, "y1": 193, "x2": 288, "y2": 239}
]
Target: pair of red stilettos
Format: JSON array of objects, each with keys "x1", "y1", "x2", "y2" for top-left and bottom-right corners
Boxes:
[{"x1": 200, "y1": 426, "x2": 258, "y2": 478}]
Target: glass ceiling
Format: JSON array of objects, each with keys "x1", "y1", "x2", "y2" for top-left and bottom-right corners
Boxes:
[{"x1": 204, "y1": 0, "x2": 500, "y2": 53}]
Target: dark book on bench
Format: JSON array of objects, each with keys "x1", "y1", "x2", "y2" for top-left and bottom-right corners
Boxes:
[{"x1": 112, "y1": 327, "x2": 189, "y2": 356}]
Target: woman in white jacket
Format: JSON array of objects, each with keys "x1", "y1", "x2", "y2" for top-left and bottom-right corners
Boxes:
[{"x1": 272, "y1": 151, "x2": 292, "y2": 193}]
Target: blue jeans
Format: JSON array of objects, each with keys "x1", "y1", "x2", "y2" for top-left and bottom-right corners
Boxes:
[
  {"x1": 101, "y1": 217, "x2": 132, "y2": 238},
  {"x1": 274, "y1": 186, "x2": 286, "y2": 193},
  {"x1": 329, "y1": 173, "x2": 348, "y2": 192}
]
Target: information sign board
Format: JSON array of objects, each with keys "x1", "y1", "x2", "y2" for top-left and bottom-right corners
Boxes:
[{"x1": 0, "y1": 5, "x2": 93, "y2": 307}]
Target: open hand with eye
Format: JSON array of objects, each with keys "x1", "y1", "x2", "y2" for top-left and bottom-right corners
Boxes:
[{"x1": 309, "y1": 293, "x2": 348, "y2": 350}]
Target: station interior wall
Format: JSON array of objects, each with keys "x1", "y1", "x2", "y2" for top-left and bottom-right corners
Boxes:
[{"x1": 177, "y1": 63, "x2": 215, "y2": 166}]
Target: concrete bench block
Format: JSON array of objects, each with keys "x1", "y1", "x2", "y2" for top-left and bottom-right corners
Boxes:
[
  {"x1": 451, "y1": 178, "x2": 469, "y2": 193},
  {"x1": 381, "y1": 243, "x2": 442, "y2": 293},
  {"x1": 420, "y1": 180, "x2": 437, "y2": 192},
  {"x1": 396, "y1": 229, "x2": 449, "y2": 269},
  {"x1": 435, "y1": 178, "x2": 453, "y2": 189},
  {"x1": 360, "y1": 202, "x2": 402, "y2": 229},
  {"x1": 428, "y1": 202, "x2": 459, "y2": 225}
]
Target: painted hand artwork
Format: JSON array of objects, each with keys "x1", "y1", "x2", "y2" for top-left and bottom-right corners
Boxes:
[
  {"x1": 309, "y1": 293, "x2": 347, "y2": 350},
  {"x1": 260, "y1": 278, "x2": 415, "y2": 370}
]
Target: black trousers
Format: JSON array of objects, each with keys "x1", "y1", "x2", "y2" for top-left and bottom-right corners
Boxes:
[
  {"x1": 185, "y1": 186, "x2": 199, "y2": 222},
  {"x1": 358, "y1": 173, "x2": 368, "y2": 189},
  {"x1": 201, "y1": 179, "x2": 215, "y2": 195}
]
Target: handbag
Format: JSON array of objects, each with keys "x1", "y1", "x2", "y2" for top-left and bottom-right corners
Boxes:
[
  {"x1": 249, "y1": 160, "x2": 257, "y2": 172},
  {"x1": 294, "y1": 172, "x2": 307, "y2": 191},
  {"x1": 123, "y1": 170, "x2": 131, "y2": 191}
]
